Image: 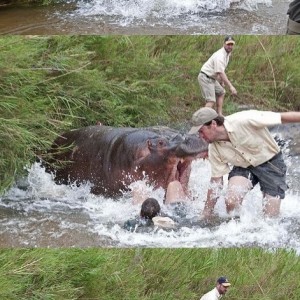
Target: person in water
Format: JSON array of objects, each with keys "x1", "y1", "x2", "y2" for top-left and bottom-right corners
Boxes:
[
  {"x1": 124, "y1": 180, "x2": 189, "y2": 231},
  {"x1": 140, "y1": 197, "x2": 161, "y2": 220}
]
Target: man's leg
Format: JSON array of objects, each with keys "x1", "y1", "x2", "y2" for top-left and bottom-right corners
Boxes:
[
  {"x1": 205, "y1": 101, "x2": 215, "y2": 109},
  {"x1": 225, "y1": 176, "x2": 252, "y2": 214},
  {"x1": 263, "y1": 194, "x2": 281, "y2": 217},
  {"x1": 216, "y1": 93, "x2": 225, "y2": 115},
  {"x1": 215, "y1": 81, "x2": 225, "y2": 115}
]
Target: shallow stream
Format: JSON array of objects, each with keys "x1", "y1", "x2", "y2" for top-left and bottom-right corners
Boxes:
[
  {"x1": 0, "y1": 124, "x2": 299, "y2": 250},
  {"x1": 0, "y1": 0, "x2": 290, "y2": 34}
]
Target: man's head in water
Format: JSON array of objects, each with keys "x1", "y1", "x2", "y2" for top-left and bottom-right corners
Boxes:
[{"x1": 140, "y1": 198, "x2": 161, "y2": 219}]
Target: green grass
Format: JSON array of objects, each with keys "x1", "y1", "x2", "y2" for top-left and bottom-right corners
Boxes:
[
  {"x1": 0, "y1": 35, "x2": 300, "y2": 193},
  {"x1": 0, "y1": 248, "x2": 299, "y2": 299}
]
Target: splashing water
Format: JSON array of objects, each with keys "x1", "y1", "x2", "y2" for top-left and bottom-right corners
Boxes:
[
  {"x1": 1, "y1": 148, "x2": 300, "y2": 250},
  {"x1": 0, "y1": 0, "x2": 288, "y2": 35},
  {"x1": 73, "y1": 0, "x2": 272, "y2": 19}
]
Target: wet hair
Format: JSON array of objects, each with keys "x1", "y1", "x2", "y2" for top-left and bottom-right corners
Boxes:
[
  {"x1": 140, "y1": 198, "x2": 161, "y2": 219},
  {"x1": 204, "y1": 115, "x2": 225, "y2": 127}
]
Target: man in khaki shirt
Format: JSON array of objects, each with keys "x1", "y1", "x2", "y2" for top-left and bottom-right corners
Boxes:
[
  {"x1": 198, "y1": 36, "x2": 237, "y2": 115},
  {"x1": 200, "y1": 276, "x2": 231, "y2": 300},
  {"x1": 189, "y1": 107, "x2": 300, "y2": 218}
]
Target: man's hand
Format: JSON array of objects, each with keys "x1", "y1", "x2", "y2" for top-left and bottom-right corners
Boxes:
[{"x1": 229, "y1": 85, "x2": 237, "y2": 96}]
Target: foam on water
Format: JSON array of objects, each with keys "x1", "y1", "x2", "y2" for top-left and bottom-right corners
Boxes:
[
  {"x1": 1, "y1": 152, "x2": 300, "y2": 250},
  {"x1": 65, "y1": 0, "x2": 273, "y2": 29},
  {"x1": 74, "y1": 0, "x2": 272, "y2": 18}
]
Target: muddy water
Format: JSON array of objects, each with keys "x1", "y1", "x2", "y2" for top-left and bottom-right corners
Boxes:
[
  {"x1": 0, "y1": 0, "x2": 290, "y2": 35},
  {"x1": 0, "y1": 124, "x2": 300, "y2": 249}
]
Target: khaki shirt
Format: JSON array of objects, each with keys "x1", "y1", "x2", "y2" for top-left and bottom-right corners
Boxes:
[
  {"x1": 209, "y1": 110, "x2": 282, "y2": 178},
  {"x1": 201, "y1": 47, "x2": 230, "y2": 79},
  {"x1": 200, "y1": 287, "x2": 222, "y2": 300}
]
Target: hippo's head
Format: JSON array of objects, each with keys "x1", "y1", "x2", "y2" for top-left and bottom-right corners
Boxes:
[{"x1": 142, "y1": 130, "x2": 208, "y2": 194}]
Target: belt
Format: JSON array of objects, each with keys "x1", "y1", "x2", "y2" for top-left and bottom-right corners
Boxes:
[
  {"x1": 287, "y1": 17, "x2": 300, "y2": 34},
  {"x1": 200, "y1": 71, "x2": 214, "y2": 80},
  {"x1": 269, "y1": 151, "x2": 282, "y2": 162}
]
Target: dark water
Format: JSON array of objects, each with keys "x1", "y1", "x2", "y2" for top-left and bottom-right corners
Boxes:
[{"x1": 0, "y1": 0, "x2": 290, "y2": 35}]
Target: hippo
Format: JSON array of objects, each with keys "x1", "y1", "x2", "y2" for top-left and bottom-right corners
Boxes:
[{"x1": 44, "y1": 125, "x2": 208, "y2": 197}]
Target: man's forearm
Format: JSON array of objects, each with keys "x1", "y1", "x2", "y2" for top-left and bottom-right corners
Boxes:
[
  {"x1": 281, "y1": 112, "x2": 300, "y2": 123},
  {"x1": 218, "y1": 72, "x2": 233, "y2": 89}
]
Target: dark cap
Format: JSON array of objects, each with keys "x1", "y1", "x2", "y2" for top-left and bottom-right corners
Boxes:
[
  {"x1": 217, "y1": 277, "x2": 231, "y2": 287},
  {"x1": 224, "y1": 36, "x2": 235, "y2": 45}
]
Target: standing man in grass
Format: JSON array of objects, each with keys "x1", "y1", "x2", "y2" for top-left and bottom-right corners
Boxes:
[
  {"x1": 189, "y1": 107, "x2": 300, "y2": 219},
  {"x1": 287, "y1": 0, "x2": 300, "y2": 34},
  {"x1": 200, "y1": 276, "x2": 231, "y2": 300},
  {"x1": 198, "y1": 36, "x2": 237, "y2": 116}
]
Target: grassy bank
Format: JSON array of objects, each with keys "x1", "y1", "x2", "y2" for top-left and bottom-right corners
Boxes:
[
  {"x1": 0, "y1": 248, "x2": 299, "y2": 299},
  {"x1": 0, "y1": 35, "x2": 300, "y2": 193}
]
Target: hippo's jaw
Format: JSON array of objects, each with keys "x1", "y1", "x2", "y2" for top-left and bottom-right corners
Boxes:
[{"x1": 167, "y1": 147, "x2": 208, "y2": 193}]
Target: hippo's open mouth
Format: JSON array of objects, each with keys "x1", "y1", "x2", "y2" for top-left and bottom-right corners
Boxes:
[{"x1": 168, "y1": 150, "x2": 208, "y2": 193}]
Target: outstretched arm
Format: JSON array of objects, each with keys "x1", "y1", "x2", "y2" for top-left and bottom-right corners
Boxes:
[
  {"x1": 281, "y1": 112, "x2": 300, "y2": 123},
  {"x1": 202, "y1": 176, "x2": 223, "y2": 219}
]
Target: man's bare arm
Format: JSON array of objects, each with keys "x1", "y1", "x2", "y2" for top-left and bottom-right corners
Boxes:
[
  {"x1": 217, "y1": 72, "x2": 237, "y2": 95},
  {"x1": 281, "y1": 112, "x2": 300, "y2": 123}
]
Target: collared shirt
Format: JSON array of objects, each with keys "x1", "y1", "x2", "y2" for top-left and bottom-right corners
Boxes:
[
  {"x1": 209, "y1": 110, "x2": 282, "y2": 178},
  {"x1": 201, "y1": 47, "x2": 231, "y2": 79},
  {"x1": 200, "y1": 287, "x2": 222, "y2": 300}
]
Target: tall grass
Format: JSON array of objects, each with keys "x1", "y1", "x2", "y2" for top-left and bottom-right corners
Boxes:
[
  {"x1": 0, "y1": 35, "x2": 299, "y2": 193},
  {"x1": 0, "y1": 248, "x2": 299, "y2": 299}
]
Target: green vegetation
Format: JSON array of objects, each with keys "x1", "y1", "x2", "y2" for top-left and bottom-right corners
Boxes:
[
  {"x1": 0, "y1": 248, "x2": 299, "y2": 299},
  {"x1": 0, "y1": 35, "x2": 300, "y2": 193}
]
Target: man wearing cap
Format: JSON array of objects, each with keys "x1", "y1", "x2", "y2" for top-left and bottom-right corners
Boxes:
[
  {"x1": 200, "y1": 276, "x2": 231, "y2": 300},
  {"x1": 189, "y1": 107, "x2": 300, "y2": 218},
  {"x1": 197, "y1": 36, "x2": 237, "y2": 116},
  {"x1": 287, "y1": 0, "x2": 300, "y2": 35}
]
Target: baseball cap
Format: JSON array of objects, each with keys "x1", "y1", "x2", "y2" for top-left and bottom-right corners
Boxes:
[
  {"x1": 224, "y1": 35, "x2": 235, "y2": 45},
  {"x1": 217, "y1": 277, "x2": 231, "y2": 287},
  {"x1": 189, "y1": 107, "x2": 218, "y2": 134}
]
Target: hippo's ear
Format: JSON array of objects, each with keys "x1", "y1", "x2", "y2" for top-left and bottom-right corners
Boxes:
[{"x1": 147, "y1": 140, "x2": 152, "y2": 149}]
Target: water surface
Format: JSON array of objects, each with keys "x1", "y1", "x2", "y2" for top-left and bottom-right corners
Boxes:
[
  {"x1": 0, "y1": 124, "x2": 299, "y2": 250},
  {"x1": 0, "y1": 0, "x2": 290, "y2": 34}
]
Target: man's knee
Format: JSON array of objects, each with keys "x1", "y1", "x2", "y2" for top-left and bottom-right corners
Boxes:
[{"x1": 263, "y1": 195, "x2": 281, "y2": 217}]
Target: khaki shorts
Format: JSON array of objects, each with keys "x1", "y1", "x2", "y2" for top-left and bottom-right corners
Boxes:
[{"x1": 198, "y1": 73, "x2": 225, "y2": 102}]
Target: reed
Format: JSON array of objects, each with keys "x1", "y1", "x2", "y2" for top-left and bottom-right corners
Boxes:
[
  {"x1": 0, "y1": 35, "x2": 299, "y2": 193},
  {"x1": 0, "y1": 248, "x2": 299, "y2": 299}
]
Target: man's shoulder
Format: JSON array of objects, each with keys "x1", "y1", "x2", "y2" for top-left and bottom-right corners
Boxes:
[
  {"x1": 200, "y1": 288, "x2": 217, "y2": 300},
  {"x1": 212, "y1": 47, "x2": 224, "y2": 57}
]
